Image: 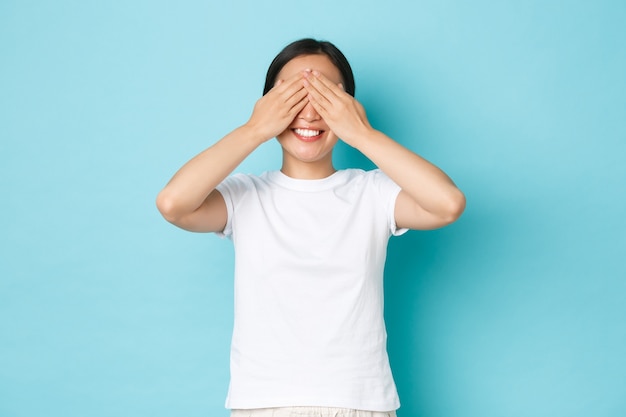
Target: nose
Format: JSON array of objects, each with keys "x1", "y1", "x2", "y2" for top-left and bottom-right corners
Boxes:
[{"x1": 297, "y1": 100, "x2": 321, "y2": 122}]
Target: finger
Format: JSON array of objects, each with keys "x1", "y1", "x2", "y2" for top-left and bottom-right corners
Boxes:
[
  {"x1": 288, "y1": 94, "x2": 309, "y2": 116},
  {"x1": 266, "y1": 76, "x2": 300, "y2": 102},
  {"x1": 276, "y1": 76, "x2": 307, "y2": 105},
  {"x1": 310, "y1": 70, "x2": 344, "y2": 98},
  {"x1": 285, "y1": 85, "x2": 309, "y2": 109},
  {"x1": 273, "y1": 72, "x2": 305, "y2": 93},
  {"x1": 303, "y1": 81, "x2": 330, "y2": 113},
  {"x1": 306, "y1": 90, "x2": 330, "y2": 119},
  {"x1": 303, "y1": 76, "x2": 332, "y2": 109},
  {"x1": 282, "y1": 83, "x2": 307, "y2": 109}
]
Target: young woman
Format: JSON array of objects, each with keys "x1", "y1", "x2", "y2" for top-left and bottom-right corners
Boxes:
[{"x1": 157, "y1": 39, "x2": 465, "y2": 417}]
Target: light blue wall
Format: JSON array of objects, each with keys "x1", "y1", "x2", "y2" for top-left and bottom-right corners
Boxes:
[{"x1": 1, "y1": 1, "x2": 624, "y2": 416}]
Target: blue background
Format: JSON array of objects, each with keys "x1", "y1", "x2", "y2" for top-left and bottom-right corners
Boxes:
[{"x1": 1, "y1": 1, "x2": 625, "y2": 416}]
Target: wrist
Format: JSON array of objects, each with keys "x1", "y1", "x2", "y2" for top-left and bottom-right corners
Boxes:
[
  {"x1": 238, "y1": 123, "x2": 271, "y2": 146},
  {"x1": 342, "y1": 126, "x2": 378, "y2": 149}
]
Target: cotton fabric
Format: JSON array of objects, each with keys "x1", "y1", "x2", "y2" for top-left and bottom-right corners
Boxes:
[
  {"x1": 216, "y1": 169, "x2": 406, "y2": 411},
  {"x1": 231, "y1": 407, "x2": 396, "y2": 417}
]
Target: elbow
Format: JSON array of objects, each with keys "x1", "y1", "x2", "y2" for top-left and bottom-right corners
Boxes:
[
  {"x1": 441, "y1": 189, "x2": 466, "y2": 225},
  {"x1": 156, "y1": 190, "x2": 181, "y2": 223}
]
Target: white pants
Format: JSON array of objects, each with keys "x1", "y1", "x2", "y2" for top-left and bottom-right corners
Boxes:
[{"x1": 231, "y1": 407, "x2": 396, "y2": 417}]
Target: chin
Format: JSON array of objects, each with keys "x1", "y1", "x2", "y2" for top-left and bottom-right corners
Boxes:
[{"x1": 278, "y1": 132, "x2": 337, "y2": 160}]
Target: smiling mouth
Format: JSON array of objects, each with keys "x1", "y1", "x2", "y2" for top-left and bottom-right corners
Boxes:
[{"x1": 292, "y1": 128, "x2": 324, "y2": 141}]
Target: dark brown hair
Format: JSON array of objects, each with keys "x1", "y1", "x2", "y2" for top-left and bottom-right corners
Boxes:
[{"x1": 263, "y1": 38, "x2": 355, "y2": 97}]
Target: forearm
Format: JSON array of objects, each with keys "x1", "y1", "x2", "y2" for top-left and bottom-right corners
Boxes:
[
  {"x1": 301, "y1": 69, "x2": 464, "y2": 224},
  {"x1": 356, "y1": 129, "x2": 465, "y2": 217},
  {"x1": 156, "y1": 125, "x2": 263, "y2": 219}
]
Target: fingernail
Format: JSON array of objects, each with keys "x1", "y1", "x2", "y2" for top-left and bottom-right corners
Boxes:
[{"x1": 312, "y1": 70, "x2": 320, "y2": 76}]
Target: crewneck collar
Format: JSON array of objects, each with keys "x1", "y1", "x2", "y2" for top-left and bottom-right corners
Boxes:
[{"x1": 264, "y1": 170, "x2": 349, "y2": 192}]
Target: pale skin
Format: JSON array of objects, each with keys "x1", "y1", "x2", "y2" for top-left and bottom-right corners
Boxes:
[{"x1": 156, "y1": 54, "x2": 466, "y2": 232}]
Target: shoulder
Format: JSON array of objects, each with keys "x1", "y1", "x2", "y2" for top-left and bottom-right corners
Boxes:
[
  {"x1": 340, "y1": 168, "x2": 391, "y2": 180},
  {"x1": 219, "y1": 172, "x2": 258, "y2": 187},
  {"x1": 341, "y1": 168, "x2": 399, "y2": 190},
  {"x1": 217, "y1": 172, "x2": 274, "y2": 194},
  {"x1": 330, "y1": 169, "x2": 400, "y2": 209},
  {"x1": 335, "y1": 168, "x2": 379, "y2": 183}
]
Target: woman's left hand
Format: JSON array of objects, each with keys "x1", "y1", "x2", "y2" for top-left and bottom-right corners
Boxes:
[{"x1": 303, "y1": 70, "x2": 373, "y2": 147}]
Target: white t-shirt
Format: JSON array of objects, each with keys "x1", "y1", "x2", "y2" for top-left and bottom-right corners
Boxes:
[{"x1": 216, "y1": 169, "x2": 406, "y2": 411}]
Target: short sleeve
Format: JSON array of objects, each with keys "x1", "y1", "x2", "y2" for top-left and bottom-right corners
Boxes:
[
  {"x1": 215, "y1": 184, "x2": 234, "y2": 239},
  {"x1": 214, "y1": 173, "x2": 252, "y2": 239},
  {"x1": 370, "y1": 169, "x2": 409, "y2": 237}
]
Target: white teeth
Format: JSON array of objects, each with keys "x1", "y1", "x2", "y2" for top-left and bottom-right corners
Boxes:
[{"x1": 294, "y1": 128, "x2": 321, "y2": 137}]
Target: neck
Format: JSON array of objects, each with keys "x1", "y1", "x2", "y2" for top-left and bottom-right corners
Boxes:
[{"x1": 280, "y1": 156, "x2": 336, "y2": 180}]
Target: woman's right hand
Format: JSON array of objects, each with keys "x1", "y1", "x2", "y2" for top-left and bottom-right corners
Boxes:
[{"x1": 244, "y1": 72, "x2": 309, "y2": 142}]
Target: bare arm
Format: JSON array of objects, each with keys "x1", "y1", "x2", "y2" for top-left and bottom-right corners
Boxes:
[
  {"x1": 156, "y1": 125, "x2": 263, "y2": 232},
  {"x1": 156, "y1": 73, "x2": 309, "y2": 232},
  {"x1": 351, "y1": 130, "x2": 465, "y2": 230},
  {"x1": 303, "y1": 71, "x2": 466, "y2": 230}
]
